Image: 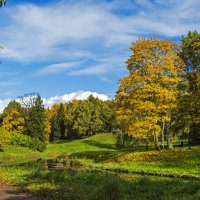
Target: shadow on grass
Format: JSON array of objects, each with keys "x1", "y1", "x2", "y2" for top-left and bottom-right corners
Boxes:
[
  {"x1": 51, "y1": 139, "x2": 78, "y2": 144},
  {"x1": 12, "y1": 160, "x2": 200, "y2": 200},
  {"x1": 81, "y1": 140, "x2": 116, "y2": 150},
  {"x1": 80, "y1": 139, "x2": 150, "y2": 152},
  {"x1": 72, "y1": 150, "x2": 119, "y2": 162}
]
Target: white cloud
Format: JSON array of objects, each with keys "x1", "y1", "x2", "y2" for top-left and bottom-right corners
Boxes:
[
  {"x1": 43, "y1": 91, "x2": 109, "y2": 108},
  {"x1": 134, "y1": 0, "x2": 153, "y2": 8},
  {"x1": 0, "y1": 91, "x2": 109, "y2": 113},
  {"x1": 0, "y1": 0, "x2": 199, "y2": 64},
  {"x1": 68, "y1": 64, "x2": 108, "y2": 76},
  {"x1": 0, "y1": 81, "x2": 20, "y2": 86},
  {"x1": 0, "y1": 70, "x2": 21, "y2": 77},
  {"x1": 36, "y1": 61, "x2": 82, "y2": 76},
  {"x1": 101, "y1": 77, "x2": 113, "y2": 83},
  {"x1": 0, "y1": 91, "x2": 16, "y2": 96},
  {"x1": 0, "y1": 98, "x2": 11, "y2": 113},
  {"x1": 68, "y1": 54, "x2": 127, "y2": 76}
]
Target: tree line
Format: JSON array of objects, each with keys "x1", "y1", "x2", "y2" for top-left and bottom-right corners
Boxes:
[{"x1": 0, "y1": 94, "x2": 116, "y2": 151}]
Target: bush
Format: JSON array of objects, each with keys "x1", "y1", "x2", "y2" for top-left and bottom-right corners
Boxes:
[
  {"x1": 27, "y1": 138, "x2": 46, "y2": 152},
  {"x1": 0, "y1": 128, "x2": 46, "y2": 152},
  {"x1": 0, "y1": 127, "x2": 11, "y2": 146},
  {"x1": 11, "y1": 131, "x2": 46, "y2": 152},
  {"x1": 10, "y1": 131, "x2": 29, "y2": 147}
]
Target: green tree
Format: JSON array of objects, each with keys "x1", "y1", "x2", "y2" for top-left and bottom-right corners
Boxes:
[
  {"x1": 72, "y1": 100, "x2": 91, "y2": 138},
  {"x1": 64, "y1": 96, "x2": 114, "y2": 139},
  {"x1": 179, "y1": 31, "x2": 200, "y2": 145},
  {"x1": 20, "y1": 94, "x2": 46, "y2": 143},
  {"x1": 49, "y1": 104, "x2": 60, "y2": 141},
  {"x1": 51, "y1": 103, "x2": 65, "y2": 141},
  {"x1": 87, "y1": 95, "x2": 104, "y2": 135},
  {"x1": 100, "y1": 100, "x2": 116, "y2": 132},
  {"x1": 64, "y1": 100, "x2": 79, "y2": 139}
]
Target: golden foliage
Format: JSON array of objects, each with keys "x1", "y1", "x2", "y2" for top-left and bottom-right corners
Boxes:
[
  {"x1": 116, "y1": 37, "x2": 185, "y2": 141},
  {"x1": 2, "y1": 106, "x2": 26, "y2": 133}
]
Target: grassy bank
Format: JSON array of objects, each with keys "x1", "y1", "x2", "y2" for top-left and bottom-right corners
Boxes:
[
  {"x1": 47, "y1": 134, "x2": 200, "y2": 179},
  {"x1": 0, "y1": 133, "x2": 200, "y2": 199}
]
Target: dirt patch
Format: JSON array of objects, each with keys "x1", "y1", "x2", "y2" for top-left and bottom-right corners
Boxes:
[{"x1": 0, "y1": 183, "x2": 45, "y2": 200}]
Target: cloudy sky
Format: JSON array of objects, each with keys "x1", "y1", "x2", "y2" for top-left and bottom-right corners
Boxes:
[{"x1": 0, "y1": 0, "x2": 199, "y2": 110}]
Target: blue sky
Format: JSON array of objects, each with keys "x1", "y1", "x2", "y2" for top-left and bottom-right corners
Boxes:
[{"x1": 0, "y1": 0, "x2": 199, "y2": 109}]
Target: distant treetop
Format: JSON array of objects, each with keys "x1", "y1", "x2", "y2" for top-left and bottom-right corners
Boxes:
[{"x1": 0, "y1": 0, "x2": 7, "y2": 7}]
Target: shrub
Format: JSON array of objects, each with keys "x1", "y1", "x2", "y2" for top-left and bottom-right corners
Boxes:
[
  {"x1": 0, "y1": 128, "x2": 46, "y2": 152},
  {"x1": 10, "y1": 131, "x2": 29, "y2": 147},
  {"x1": 27, "y1": 138, "x2": 46, "y2": 152},
  {"x1": 0, "y1": 127, "x2": 11, "y2": 146}
]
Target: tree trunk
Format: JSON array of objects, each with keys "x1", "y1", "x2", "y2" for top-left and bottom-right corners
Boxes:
[
  {"x1": 154, "y1": 130, "x2": 159, "y2": 150},
  {"x1": 161, "y1": 121, "x2": 165, "y2": 149},
  {"x1": 167, "y1": 137, "x2": 173, "y2": 149},
  {"x1": 122, "y1": 134, "x2": 125, "y2": 147}
]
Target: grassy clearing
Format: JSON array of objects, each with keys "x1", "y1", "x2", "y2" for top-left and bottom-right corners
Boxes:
[{"x1": 0, "y1": 133, "x2": 200, "y2": 199}]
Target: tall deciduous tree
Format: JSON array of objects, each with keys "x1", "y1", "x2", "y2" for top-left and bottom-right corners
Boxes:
[
  {"x1": 116, "y1": 37, "x2": 184, "y2": 149},
  {"x1": 179, "y1": 31, "x2": 200, "y2": 145}
]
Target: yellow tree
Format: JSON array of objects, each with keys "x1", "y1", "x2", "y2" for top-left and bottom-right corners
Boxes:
[
  {"x1": 116, "y1": 37, "x2": 184, "y2": 149},
  {"x1": 2, "y1": 101, "x2": 26, "y2": 133}
]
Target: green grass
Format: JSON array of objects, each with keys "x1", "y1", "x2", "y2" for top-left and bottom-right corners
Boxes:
[
  {"x1": 46, "y1": 134, "x2": 200, "y2": 179},
  {"x1": 0, "y1": 133, "x2": 200, "y2": 199},
  {"x1": 0, "y1": 146, "x2": 42, "y2": 166},
  {"x1": 0, "y1": 162, "x2": 199, "y2": 200},
  {"x1": 46, "y1": 133, "x2": 117, "y2": 154}
]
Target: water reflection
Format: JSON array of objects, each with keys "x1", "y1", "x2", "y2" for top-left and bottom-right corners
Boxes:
[
  {"x1": 9, "y1": 154, "x2": 102, "y2": 174},
  {"x1": 19, "y1": 153, "x2": 88, "y2": 173},
  {"x1": 45, "y1": 156, "x2": 82, "y2": 171}
]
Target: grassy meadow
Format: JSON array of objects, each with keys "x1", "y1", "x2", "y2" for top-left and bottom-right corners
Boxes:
[{"x1": 0, "y1": 133, "x2": 200, "y2": 200}]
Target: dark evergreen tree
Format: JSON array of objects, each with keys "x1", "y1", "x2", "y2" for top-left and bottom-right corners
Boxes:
[
  {"x1": 25, "y1": 95, "x2": 46, "y2": 142},
  {"x1": 52, "y1": 103, "x2": 65, "y2": 141}
]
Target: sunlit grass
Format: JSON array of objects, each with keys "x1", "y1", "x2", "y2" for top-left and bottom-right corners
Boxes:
[{"x1": 0, "y1": 133, "x2": 200, "y2": 199}]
